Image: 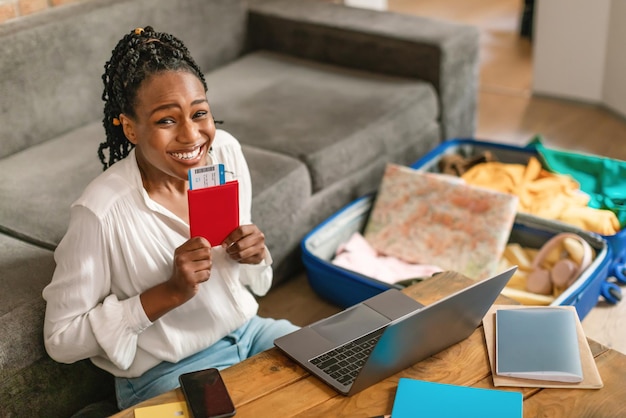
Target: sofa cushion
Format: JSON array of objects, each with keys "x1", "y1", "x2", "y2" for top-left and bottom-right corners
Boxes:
[
  {"x1": 206, "y1": 51, "x2": 439, "y2": 193},
  {"x1": 0, "y1": 123, "x2": 103, "y2": 249},
  {"x1": 0, "y1": 233, "x2": 115, "y2": 418},
  {"x1": 242, "y1": 145, "x2": 311, "y2": 265},
  {"x1": 0, "y1": 0, "x2": 247, "y2": 159},
  {"x1": 0, "y1": 234, "x2": 55, "y2": 373}
]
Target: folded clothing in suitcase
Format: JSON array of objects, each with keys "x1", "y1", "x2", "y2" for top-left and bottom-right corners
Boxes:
[
  {"x1": 414, "y1": 139, "x2": 625, "y2": 299},
  {"x1": 301, "y1": 194, "x2": 610, "y2": 319}
]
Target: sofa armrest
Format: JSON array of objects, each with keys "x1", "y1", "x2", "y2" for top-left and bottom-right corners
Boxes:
[{"x1": 247, "y1": 0, "x2": 480, "y2": 141}]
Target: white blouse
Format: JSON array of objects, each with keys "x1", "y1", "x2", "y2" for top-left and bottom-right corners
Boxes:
[{"x1": 42, "y1": 130, "x2": 272, "y2": 378}]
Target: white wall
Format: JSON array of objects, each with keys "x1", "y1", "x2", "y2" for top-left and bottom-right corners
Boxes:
[
  {"x1": 532, "y1": 0, "x2": 626, "y2": 118},
  {"x1": 603, "y1": 0, "x2": 626, "y2": 117},
  {"x1": 343, "y1": 0, "x2": 387, "y2": 11},
  {"x1": 532, "y1": 0, "x2": 611, "y2": 103}
]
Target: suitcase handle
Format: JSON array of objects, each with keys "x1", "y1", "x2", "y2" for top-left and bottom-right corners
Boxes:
[
  {"x1": 611, "y1": 261, "x2": 626, "y2": 284},
  {"x1": 601, "y1": 281, "x2": 622, "y2": 304}
]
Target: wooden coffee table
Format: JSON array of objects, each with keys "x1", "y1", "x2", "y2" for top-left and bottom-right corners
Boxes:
[{"x1": 111, "y1": 271, "x2": 626, "y2": 417}]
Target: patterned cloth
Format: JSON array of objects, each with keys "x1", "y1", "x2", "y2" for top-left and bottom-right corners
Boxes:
[{"x1": 364, "y1": 164, "x2": 518, "y2": 280}]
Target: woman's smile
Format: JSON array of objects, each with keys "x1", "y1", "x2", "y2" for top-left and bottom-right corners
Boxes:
[{"x1": 169, "y1": 143, "x2": 206, "y2": 162}]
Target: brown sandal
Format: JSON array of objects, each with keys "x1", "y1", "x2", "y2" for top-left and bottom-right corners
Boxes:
[{"x1": 438, "y1": 151, "x2": 496, "y2": 176}]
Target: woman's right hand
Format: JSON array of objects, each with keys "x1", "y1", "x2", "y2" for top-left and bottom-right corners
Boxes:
[
  {"x1": 140, "y1": 236, "x2": 212, "y2": 322},
  {"x1": 168, "y1": 236, "x2": 213, "y2": 302}
]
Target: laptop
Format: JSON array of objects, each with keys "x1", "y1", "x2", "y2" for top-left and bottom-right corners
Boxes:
[{"x1": 274, "y1": 266, "x2": 517, "y2": 396}]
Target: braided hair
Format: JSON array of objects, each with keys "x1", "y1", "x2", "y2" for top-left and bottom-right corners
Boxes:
[{"x1": 99, "y1": 26, "x2": 208, "y2": 170}]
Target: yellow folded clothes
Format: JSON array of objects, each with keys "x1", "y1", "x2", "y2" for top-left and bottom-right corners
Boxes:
[
  {"x1": 462, "y1": 157, "x2": 621, "y2": 235},
  {"x1": 559, "y1": 206, "x2": 621, "y2": 236}
]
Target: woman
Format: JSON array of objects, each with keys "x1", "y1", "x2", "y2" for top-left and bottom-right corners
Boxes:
[{"x1": 42, "y1": 26, "x2": 297, "y2": 410}]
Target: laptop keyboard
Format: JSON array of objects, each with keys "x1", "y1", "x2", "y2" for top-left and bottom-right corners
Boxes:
[{"x1": 310, "y1": 330, "x2": 384, "y2": 387}]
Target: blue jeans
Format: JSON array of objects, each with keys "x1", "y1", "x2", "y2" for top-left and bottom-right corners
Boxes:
[{"x1": 115, "y1": 316, "x2": 298, "y2": 410}]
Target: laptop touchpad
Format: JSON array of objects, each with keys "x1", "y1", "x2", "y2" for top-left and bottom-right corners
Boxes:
[{"x1": 311, "y1": 304, "x2": 390, "y2": 344}]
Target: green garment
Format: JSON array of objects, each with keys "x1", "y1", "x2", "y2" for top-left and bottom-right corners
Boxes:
[{"x1": 528, "y1": 136, "x2": 626, "y2": 229}]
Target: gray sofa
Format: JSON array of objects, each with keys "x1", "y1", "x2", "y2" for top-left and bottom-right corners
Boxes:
[{"x1": 0, "y1": 0, "x2": 479, "y2": 416}]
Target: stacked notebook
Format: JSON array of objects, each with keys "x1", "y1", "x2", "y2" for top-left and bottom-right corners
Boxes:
[
  {"x1": 483, "y1": 305, "x2": 603, "y2": 389},
  {"x1": 496, "y1": 307, "x2": 582, "y2": 382}
]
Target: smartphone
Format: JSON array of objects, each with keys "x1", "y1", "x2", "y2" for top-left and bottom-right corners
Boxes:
[{"x1": 178, "y1": 368, "x2": 236, "y2": 418}]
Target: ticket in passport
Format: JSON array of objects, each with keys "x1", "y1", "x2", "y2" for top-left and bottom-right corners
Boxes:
[{"x1": 188, "y1": 163, "x2": 225, "y2": 190}]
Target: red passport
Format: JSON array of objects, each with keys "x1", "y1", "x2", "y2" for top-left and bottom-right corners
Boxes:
[{"x1": 188, "y1": 180, "x2": 239, "y2": 246}]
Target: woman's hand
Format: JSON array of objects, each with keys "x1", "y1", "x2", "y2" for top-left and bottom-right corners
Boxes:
[
  {"x1": 168, "y1": 237, "x2": 213, "y2": 300},
  {"x1": 223, "y1": 224, "x2": 266, "y2": 264},
  {"x1": 140, "y1": 236, "x2": 212, "y2": 322}
]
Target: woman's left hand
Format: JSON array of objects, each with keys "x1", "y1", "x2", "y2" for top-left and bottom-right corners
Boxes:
[{"x1": 223, "y1": 224, "x2": 266, "y2": 264}]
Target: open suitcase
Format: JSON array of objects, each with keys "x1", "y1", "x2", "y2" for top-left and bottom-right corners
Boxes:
[{"x1": 302, "y1": 194, "x2": 610, "y2": 319}]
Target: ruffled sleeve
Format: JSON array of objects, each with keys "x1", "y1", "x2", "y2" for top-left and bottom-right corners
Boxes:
[
  {"x1": 42, "y1": 205, "x2": 152, "y2": 370},
  {"x1": 239, "y1": 249, "x2": 273, "y2": 296},
  {"x1": 88, "y1": 294, "x2": 151, "y2": 370}
]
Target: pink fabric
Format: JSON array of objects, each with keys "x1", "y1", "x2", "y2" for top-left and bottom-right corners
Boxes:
[{"x1": 332, "y1": 232, "x2": 443, "y2": 284}]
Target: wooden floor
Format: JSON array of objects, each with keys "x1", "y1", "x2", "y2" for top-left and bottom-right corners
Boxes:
[{"x1": 259, "y1": 0, "x2": 626, "y2": 354}]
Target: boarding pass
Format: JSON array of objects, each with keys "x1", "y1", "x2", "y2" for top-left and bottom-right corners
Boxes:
[{"x1": 188, "y1": 163, "x2": 225, "y2": 190}]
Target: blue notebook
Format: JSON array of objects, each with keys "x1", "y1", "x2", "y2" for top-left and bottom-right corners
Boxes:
[{"x1": 391, "y1": 378, "x2": 522, "y2": 418}]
